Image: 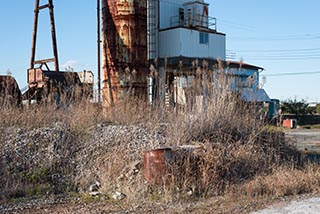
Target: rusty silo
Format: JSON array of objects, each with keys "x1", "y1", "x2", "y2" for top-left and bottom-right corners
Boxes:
[{"x1": 102, "y1": 0, "x2": 148, "y2": 106}]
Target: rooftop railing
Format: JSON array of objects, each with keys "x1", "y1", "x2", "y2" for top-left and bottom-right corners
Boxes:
[{"x1": 170, "y1": 13, "x2": 217, "y2": 31}]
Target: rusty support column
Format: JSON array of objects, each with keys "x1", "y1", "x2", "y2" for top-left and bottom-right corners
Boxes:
[
  {"x1": 102, "y1": 34, "x2": 114, "y2": 107},
  {"x1": 48, "y1": 0, "x2": 59, "y2": 71},
  {"x1": 97, "y1": 0, "x2": 101, "y2": 103},
  {"x1": 101, "y1": 1, "x2": 114, "y2": 107},
  {"x1": 30, "y1": 0, "x2": 40, "y2": 69}
]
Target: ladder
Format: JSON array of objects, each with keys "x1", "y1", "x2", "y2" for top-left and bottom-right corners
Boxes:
[
  {"x1": 30, "y1": 0, "x2": 59, "y2": 71},
  {"x1": 148, "y1": 0, "x2": 159, "y2": 62}
]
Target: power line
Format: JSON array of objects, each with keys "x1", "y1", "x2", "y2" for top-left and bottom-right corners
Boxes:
[
  {"x1": 230, "y1": 47, "x2": 320, "y2": 53},
  {"x1": 242, "y1": 54, "x2": 320, "y2": 59},
  {"x1": 227, "y1": 56, "x2": 320, "y2": 60},
  {"x1": 243, "y1": 57, "x2": 320, "y2": 61},
  {"x1": 266, "y1": 70, "x2": 320, "y2": 76},
  {"x1": 228, "y1": 33, "x2": 320, "y2": 41},
  {"x1": 241, "y1": 53, "x2": 320, "y2": 57},
  {"x1": 228, "y1": 47, "x2": 320, "y2": 60}
]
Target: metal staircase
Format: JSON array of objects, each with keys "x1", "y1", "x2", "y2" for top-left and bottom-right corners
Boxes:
[{"x1": 147, "y1": 0, "x2": 159, "y2": 62}]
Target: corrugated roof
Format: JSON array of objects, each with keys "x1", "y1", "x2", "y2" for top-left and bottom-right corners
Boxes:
[
  {"x1": 226, "y1": 61, "x2": 264, "y2": 71},
  {"x1": 239, "y1": 88, "x2": 270, "y2": 102}
]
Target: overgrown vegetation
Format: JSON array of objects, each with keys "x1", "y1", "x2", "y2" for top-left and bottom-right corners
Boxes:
[
  {"x1": 281, "y1": 98, "x2": 315, "y2": 117},
  {"x1": 0, "y1": 65, "x2": 319, "y2": 211}
]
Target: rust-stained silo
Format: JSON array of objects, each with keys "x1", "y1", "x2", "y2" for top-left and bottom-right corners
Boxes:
[{"x1": 102, "y1": 0, "x2": 148, "y2": 107}]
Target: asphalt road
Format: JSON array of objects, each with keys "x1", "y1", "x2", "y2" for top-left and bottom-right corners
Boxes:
[{"x1": 285, "y1": 128, "x2": 320, "y2": 153}]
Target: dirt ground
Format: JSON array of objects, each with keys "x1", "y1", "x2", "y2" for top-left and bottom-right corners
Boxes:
[
  {"x1": 0, "y1": 195, "x2": 279, "y2": 214},
  {"x1": 285, "y1": 128, "x2": 320, "y2": 154},
  {"x1": 2, "y1": 128, "x2": 320, "y2": 214},
  {"x1": 251, "y1": 128, "x2": 320, "y2": 214},
  {"x1": 3, "y1": 194, "x2": 320, "y2": 214}
]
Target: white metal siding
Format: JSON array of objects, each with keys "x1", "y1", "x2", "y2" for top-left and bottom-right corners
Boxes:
[
  {"x1": 159, "y1": 29, "x2": 182, "y2": 57},
  {"x1": 159, "y1": 28, "x2": 226, "y2": 60}
]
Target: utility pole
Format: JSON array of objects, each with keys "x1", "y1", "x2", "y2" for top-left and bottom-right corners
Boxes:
[
  {"x1": 48, "y1": 0, "x2": 59, "y2": 71},
  {"x1": 30, "y1": 0, "x2": 40, "y2": 69},
  {"x1": 97, "y1": 0, "x2": 101, "y2": 103}
]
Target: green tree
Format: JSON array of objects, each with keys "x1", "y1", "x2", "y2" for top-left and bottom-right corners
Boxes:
[
  {"x1": 316, "y1": 104, "x2": 320, "y2": 114},
  {"x1": 281, "y1": 98, "x2": 313, "y2": 120}
]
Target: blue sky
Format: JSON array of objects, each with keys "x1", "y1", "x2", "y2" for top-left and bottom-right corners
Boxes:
[
  {"x1": 0, "y1": 0, "x2": 319, "y2": 102},
  {"x1": 213, "y1": 1, "x2": 320, "y2": 102},
  {"x1": 0, "y1": 1, "x2": 97, "y2": 89}
]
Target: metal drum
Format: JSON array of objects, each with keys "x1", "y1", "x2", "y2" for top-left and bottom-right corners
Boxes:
[{"x1": 143, "y1": 148, "x2": 172, "y2": 185}]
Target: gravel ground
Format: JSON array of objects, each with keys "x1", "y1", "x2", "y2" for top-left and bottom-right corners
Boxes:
[
  {"x1": 0, "y1": 195, "x2": 72, "y2": 213},
  {"x1": 0, "y1": 199, "x2": 170, "y2": 214},
  {"x1": 0, "y1": 122, "x2": 171, "y2": 212},
  {"x1": 252, "y1": 197, "x2": 320, "y2": 214},
  {"x1": 1, "y1": 125, "x2": 320, "y2": 213}
]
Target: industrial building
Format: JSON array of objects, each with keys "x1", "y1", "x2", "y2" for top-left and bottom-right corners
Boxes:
[
  {"x1": 152, "y1": 0, "x2": 226, "y2": 61},
  {"x1": 18, "y1": 0, "x2": 269, "y2": 108},
  {"x1": 101, "y1": 0, "x2": 270, "y2": 109},
  {"x1": 20, "y1": 0, "x2": 269, "y2": 107}
]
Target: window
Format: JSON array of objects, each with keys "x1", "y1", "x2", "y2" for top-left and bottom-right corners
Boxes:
[{"x1": 199, "y1": 32, "x2": 209, "y2": 44}]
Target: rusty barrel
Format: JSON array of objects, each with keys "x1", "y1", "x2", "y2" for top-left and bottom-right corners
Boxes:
[{"x1": 143, "y1": 148, "x2": 172, "y2": 185}]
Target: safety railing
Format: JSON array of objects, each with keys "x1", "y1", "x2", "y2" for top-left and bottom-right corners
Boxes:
[{"x1": 170, "y1": 13, "x2": 216, "y2": 31}]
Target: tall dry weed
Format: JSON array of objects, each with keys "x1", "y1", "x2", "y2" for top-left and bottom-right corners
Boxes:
[
  {"x1": 140, "y1": 61, "x2": 301, "y2": 198},
  {"x1": 242, "y1": 165, "x2": 320, "y2": 197},
  {"x1": 0, "y1": 61, "x2": 311, "y2": 202}
]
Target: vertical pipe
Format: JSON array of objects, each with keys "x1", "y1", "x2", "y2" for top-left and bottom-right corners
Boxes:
[
  {"x1": 105, "y1": 45, "x2": 114, "y2": 107},
  {"x1": 101, "y1": 0, "x2": 114, "y2": 107},
  {"x1": 30, "y1": 0, "x2": 40, "y2": 69},
  {"x1": 101, "y1": 23, "x2": 114, "y2": 107},
  {"x1": 148, "y1": 77, "x2": 153, "y2": 105},
  {"x1": 48, "y1": 0, "x2": 59, "y2": 71},
  {"x1": 97, "y1": 0, "x2": 101, "y2": 103}
]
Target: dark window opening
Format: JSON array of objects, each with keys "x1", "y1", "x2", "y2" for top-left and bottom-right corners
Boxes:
[
  {"x1": 200, "y1": 32, "x2": 209, "y2": 44},
  {"x1": 179, "y1": 8, "x2": 184, "y2": 26}
]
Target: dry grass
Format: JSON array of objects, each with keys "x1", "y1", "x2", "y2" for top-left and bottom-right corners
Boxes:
[
  {"x1": 0, "y1": 102, "x2": 102, "y2": 132},
  {"x1": 242, "y1": 165, "x2": 320, "y2": 198},
  {"x1": 1, "y1": 63, "x2": 319, "y2": 207}
]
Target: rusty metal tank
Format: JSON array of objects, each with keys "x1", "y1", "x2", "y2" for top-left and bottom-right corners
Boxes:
[
  {"x1": 102, "y1": 0, "x2": 148, "y2": 106},
  {"x1": 0, "y1": 75, "x2": 22, "y2": 108}
]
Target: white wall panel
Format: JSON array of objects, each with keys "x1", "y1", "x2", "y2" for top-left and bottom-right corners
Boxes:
[{"x1": 159, "y1": 28, "x2": 226, "y2": 60}]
